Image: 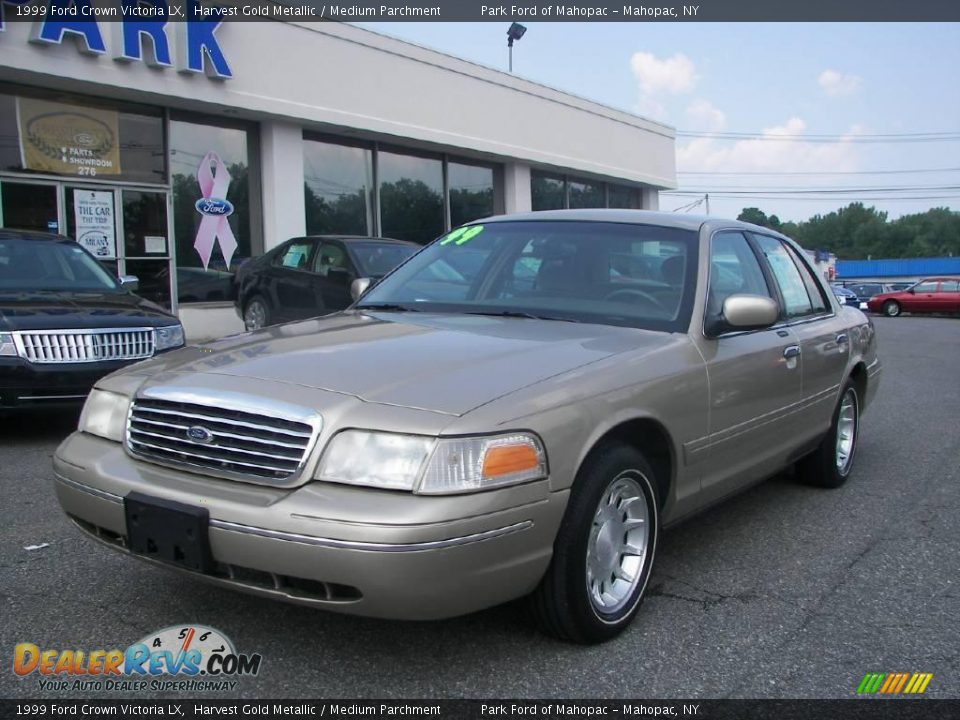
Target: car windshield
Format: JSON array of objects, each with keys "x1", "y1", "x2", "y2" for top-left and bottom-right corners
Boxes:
[
  {"x1": 350, "y1": 242, "x2": 418, "y2": 277},
  {"x1": 356, "y1": 220, "x2": 698, "y2": 331},
  {"x1": 0, "y1": 238, "x2": 121, "y2": 292}
]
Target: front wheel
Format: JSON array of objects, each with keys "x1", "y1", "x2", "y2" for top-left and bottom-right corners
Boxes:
[
  {"x1": 883, "y1": 300, "x2": 901, "y2": 317},
  {"x1": 798, "y1": 381, "x2": 860, "y2": 488},
  {"x1": 530, "y1": 443, "x2": 659, "y2": 644}
]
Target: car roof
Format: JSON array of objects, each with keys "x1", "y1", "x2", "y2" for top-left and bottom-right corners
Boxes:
[
  {"x1": 299, "y1": 235, "x2": 417, "y2": 246},
  {"x1": 0, "y1": 228, "x2": 72, "y2": 243},
  {"x1": 469, "y1": 208, "x2": 792, "y2": 239}
]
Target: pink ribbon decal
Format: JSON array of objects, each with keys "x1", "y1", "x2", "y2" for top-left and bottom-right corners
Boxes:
[{"x1": 193, "y1": 151, "x2": 238, "y2": 271}]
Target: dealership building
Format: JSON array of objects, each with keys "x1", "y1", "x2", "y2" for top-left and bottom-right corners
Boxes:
[{"x1": 0, "y1": 17, "x2": 677, "y2": 338}]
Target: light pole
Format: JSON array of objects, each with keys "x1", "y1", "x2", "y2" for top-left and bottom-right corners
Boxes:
[{"x1": 507, "y1": 22, "x2": 527, "y2": 73}]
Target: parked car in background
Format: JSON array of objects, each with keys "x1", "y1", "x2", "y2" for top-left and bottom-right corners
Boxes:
[
  {"x1": 0, "y1": 229, "x2": 184, "y2": 410},
  {"x1": 233, "y1": 235, "x2": 419, "y2": 330},
  {"x1": 831, "y1": 284, "x2": 860, "y2": 307},
  {"x1": 846, "y1": 282, "x2": 895, "y2": 309},
  {"x1": 55, "y1": 210, "x2": 880, "y2": 643},
  {"x1": 867, "y1": 277, "x2": 960, "y2": 317}
]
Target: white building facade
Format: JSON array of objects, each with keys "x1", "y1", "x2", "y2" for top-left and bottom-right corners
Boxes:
[{"x1": 0, "y1": 17, "x2": 676, "y2": 338}]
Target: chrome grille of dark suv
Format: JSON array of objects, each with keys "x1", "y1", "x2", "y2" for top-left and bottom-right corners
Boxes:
[
  {"x1": 16, "y1": 328, "x2": 154, "y2": 364},
  {"x1": 126, "y1": 397, "x2": 316, "y2": 483}
]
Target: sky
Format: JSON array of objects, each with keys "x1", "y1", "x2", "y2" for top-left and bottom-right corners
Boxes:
[{"x1": 357, "y1": 22, "x2": 960, "y2": 223}]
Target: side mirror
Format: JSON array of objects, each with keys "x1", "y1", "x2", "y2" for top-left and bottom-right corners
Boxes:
[
  {"x1": 119, "y1": 274, "x2": 139, "y2": 292},
  {"x1": 350, "y1": 277, "x2": 372, "y2": 301},
  {"x1": 706, "y1": 294, "x2": 779, "y2": 337},
  {"x1": 908, "y1": 287, "x2": 915, "y2": 294}
]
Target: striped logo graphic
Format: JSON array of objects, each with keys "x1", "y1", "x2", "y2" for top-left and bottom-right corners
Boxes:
[{"x1": 857, "y1": 672, "x2": 934, "y2": 695}]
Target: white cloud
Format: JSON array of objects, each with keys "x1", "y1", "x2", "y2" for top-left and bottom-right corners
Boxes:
[
  {"x1": 677, "y1": 117, "x2": 860, "y2": 175},
  {"x1": 685, "y1": 99, "x2": 726, "y2": 132},
  {"x1": 630, "y1": 51, "x2": 698, "y2": 95},
  {"x1": 818, "y1": 69, "x2": 862, "y2": 97}
]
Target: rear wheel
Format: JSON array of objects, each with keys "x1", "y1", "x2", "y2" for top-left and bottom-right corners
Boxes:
[
  {"x1": 243, "y1": 296, "x2": 270, "y2": 331},
  {"x1": 530, "y1": 443, "x2": 659, "y2": 644},
  {"x1": 798, "y1": 381, "x2": 860, "y2": 489},
  {"x1": 883, "y1": 300, "x2": 901, "y2": 317}
]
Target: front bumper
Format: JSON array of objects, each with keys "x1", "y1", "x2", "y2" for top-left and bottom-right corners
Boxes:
[
  {"x1": 54, "y1": 432, "x2": 567, "y2": 620},
  {"x1": 0, "y1": 356, "x2": 130, "y2": 409}
]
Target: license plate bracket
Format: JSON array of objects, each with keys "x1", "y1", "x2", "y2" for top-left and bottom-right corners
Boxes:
[{"x1": 124, "y1": 492, "x2": 213, "y2": 574}]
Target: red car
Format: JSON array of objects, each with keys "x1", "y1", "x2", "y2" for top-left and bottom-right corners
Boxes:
[{"x1": 867, "y1": 277, "x2": 960, "y2": 317}]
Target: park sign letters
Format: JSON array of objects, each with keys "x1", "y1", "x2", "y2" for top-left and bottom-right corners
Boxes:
[{"x1": 0, "y1": 0, "x2": 232, "y2": 79}]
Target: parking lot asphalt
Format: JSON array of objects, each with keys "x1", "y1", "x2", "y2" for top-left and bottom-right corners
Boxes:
[{"x1": 1, "y1": 316, "x2": 958, "y2": 700}]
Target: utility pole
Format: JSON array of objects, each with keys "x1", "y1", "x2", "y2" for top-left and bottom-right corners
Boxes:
[{"x1": 705, "y1": 193, "x2": 710, "y2": 215}]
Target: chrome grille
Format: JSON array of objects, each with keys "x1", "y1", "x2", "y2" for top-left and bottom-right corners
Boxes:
[
  {"x1": 127, "y1": 397, "x2": 316, "y2": 483},
  {"x1": 15, "y1": 328, "x2": 154, "y2": 364}
]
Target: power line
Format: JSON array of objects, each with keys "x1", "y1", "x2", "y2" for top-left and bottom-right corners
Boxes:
[
  {"x1": 677, "y1": 167, "x2": 960, "y2": 177},
  {"x1": 663, "y1": 185, "x2": 960, "y2": 195},
  {"x1": 675, "y1": 131, "x2": 960, "y2": 144},
  {"x1": 668, "y1": 193, "x2": 960, "y2": 202}
]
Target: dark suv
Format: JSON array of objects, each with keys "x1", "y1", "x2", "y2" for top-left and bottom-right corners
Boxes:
[
  {"x1": 233, "y1": 235, "x2": 418, "y2": 330},
  {"x1": 0, "y1": 230, "x2": 184, "y2": 409}
]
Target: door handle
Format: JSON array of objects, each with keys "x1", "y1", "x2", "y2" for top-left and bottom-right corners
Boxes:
[
  {"x1": 835, "y1": 333, "x2": 848, "y2": 346},
  {"x1": 783, "y1": 345, "x2": 801, "y2": 359}
]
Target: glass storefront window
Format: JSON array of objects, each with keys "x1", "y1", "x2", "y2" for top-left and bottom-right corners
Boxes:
[
  {"x1": 303, "y1": 138, "x2": 374, "y2": 235},
  {"x1": 531, "y1": 171, "x2": 566, "y2": 210},
  {"x1": 608, "y1": 184, "x2": 640, "y2": 209},
  {"x1": 0, "y1": 87, "x2": 164, "y2": 185},
  {"x1": 378, "y1": 149, "x2": 444, "y2": 244},
  {"x1": 568, "y1": 178, "x2": 605, "y2": 209},
  {"x1": 448, "y1": 161, "x2": 494, "y2": 228},
  {"x1": 170, "y1": 117, "x2": 256, "y2": 303}
]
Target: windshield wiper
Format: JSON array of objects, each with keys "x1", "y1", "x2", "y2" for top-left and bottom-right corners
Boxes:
[
  {"x1": 355, "y1": 303, "x2": 422, "y2": 312},
  {"x1": 466, "y1": 310, "x2": 580, "y2": 323}
]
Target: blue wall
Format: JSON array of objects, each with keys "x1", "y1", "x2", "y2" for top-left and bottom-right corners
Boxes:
[{"x1": 836, "y1": 257, "x2": 960, "y2": 279}]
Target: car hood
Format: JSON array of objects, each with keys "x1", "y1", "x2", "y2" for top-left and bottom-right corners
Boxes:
[
  {"x1": 136, "y1": 311, "x2": 675, "y2": 416},
  {"x1": 0, "y1": 290, "x2": 176, "y2": 332}
]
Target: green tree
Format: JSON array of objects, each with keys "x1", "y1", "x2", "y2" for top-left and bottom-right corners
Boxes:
[
  {"x1": 737, "y1": 207, "x2": 782, "y2": 231},
  {"x1": 739, "y1": 203, "x2": 960, "y2": 259}
]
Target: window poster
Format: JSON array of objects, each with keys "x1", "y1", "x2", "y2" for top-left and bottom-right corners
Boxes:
[
  {"x1": 73, "y1": 190, "x2": 116, "y2": 260},
  {"x1": 17, "y1": 97, "x2": 122, "y2": 177}
]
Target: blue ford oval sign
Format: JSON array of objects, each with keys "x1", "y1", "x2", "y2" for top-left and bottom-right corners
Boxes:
[
  {"x1": 195, "y1": 197, "x2": 234, "y2": 217},
  {"x1": 186, "y1": 426, "x2": 215, "y2": 444}
]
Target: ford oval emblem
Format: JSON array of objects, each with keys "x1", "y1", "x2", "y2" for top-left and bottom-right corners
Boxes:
[
  {"x1": 186, "y1": 426, "x2": 215, "y2": 444},
  {"x1": 194, "y1": 197, "x2": 234, "y2": 217}
]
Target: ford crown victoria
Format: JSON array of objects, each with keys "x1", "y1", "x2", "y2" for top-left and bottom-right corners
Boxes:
[{"x1": 53, "y1": 210, "x2": 880, "y2": 643}]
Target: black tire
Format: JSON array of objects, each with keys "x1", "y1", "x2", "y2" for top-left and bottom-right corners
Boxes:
[
  {"x1": 798, "y1": 381, "x2": 860, "y2": 489},
  {"x1": 243, "y1": 296, "x2": 271, "y2": 331},
  {"x1": 530, "y1": 442, "x2": 659, "y2": 644},
  {"x1": 883, "y1": 300, "x2": 901, "y2": 317}
]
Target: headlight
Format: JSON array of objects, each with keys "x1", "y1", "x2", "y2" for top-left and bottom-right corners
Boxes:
[
  {"x1": 0, "y1": 332, "x2": 17, "y2": 357},
  {"x1": 315, "y1": 430, "x2": 547, "y2": 494},
  {"x1": 154, "y1": 324, "x2": 185, "y2": 352},
  {"x1": 78, "y1": 389, "x2": 131, "y2": 442}
]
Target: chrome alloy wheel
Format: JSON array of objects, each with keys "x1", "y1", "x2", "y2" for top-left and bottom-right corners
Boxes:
[
  {"x1": 586, "y1": 472, "x2": 650, "y2": 615},
  {"x1": 244, "y1": 300, "x2": 267, "y2": 331},
  {"x1": 835, "y1": 388, "x2": 858, "y2": 476}
]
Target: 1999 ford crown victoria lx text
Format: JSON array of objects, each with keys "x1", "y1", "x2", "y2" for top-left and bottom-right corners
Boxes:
[{"x1": 53, "y1": 210, "x2": 880, "y2": 643}]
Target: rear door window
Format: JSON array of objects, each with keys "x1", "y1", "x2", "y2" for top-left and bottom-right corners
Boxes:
[
  {"x1": 275, "y1": 242, "x2": 313, "y2": 270},
  {"x1": 752, "y1": 234, "x2": 816, "y2": 318}
]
